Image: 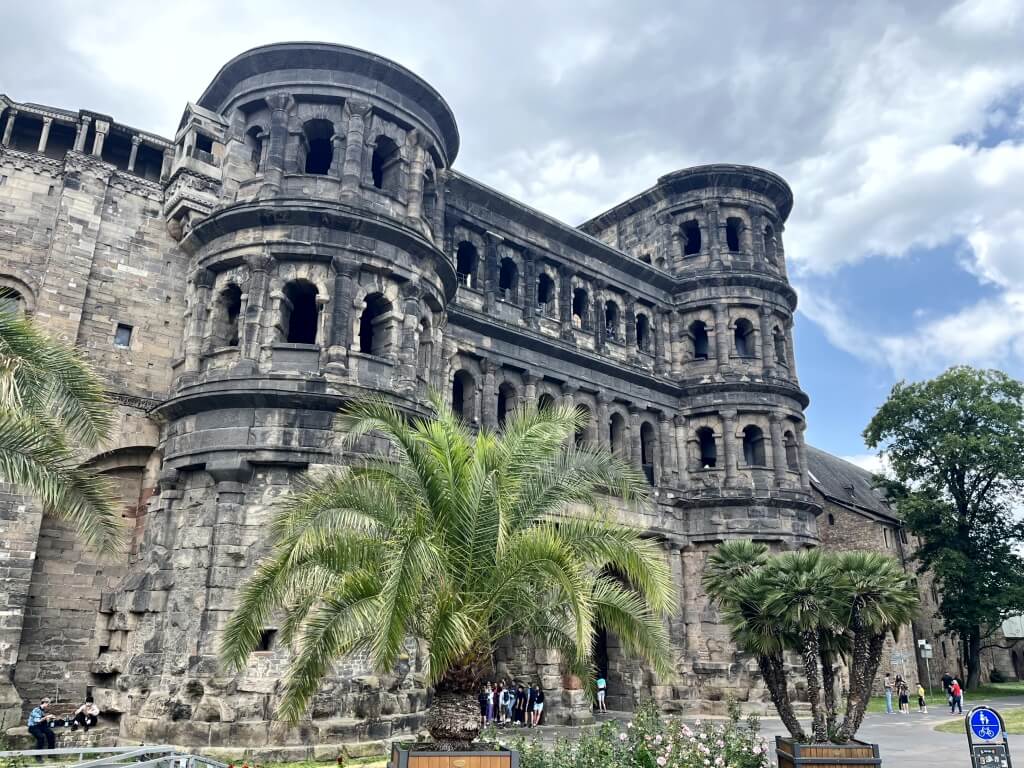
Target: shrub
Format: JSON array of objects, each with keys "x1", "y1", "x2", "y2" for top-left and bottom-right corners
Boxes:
[{"x1": 502, "y1": 700, "x2": 769, "y2": 768}]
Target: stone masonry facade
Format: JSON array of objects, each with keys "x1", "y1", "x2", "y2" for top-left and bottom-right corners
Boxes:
[{"x1": 1, "y1": 42, "x2": 1011, "y2": 757}]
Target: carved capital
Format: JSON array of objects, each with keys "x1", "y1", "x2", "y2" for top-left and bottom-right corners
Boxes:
[{"x1": 266, "y1": 92, "x2": 295, "y2": 113}]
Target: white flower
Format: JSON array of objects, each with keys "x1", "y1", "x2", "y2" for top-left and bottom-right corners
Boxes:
[
  {"x1": 656, "y1": 758, "x2": 666, "y2": 767},
  {"x1": 619, "y1": 733, "x2": 628, "y2": 742},
  {"x1": 654, "y1": 734, "x2": 663, "y2": 745}
]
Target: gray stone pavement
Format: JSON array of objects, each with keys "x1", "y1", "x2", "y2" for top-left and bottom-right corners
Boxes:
[{"x1": 512, "y1": 697, "x2": 1024, "y2": 767}]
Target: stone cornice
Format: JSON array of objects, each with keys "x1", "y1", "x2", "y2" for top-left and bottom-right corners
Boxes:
[{"x1": 0, "y1": 146, "x2": 63, "y2": 175}]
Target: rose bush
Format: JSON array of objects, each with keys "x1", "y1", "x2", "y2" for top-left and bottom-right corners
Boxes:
[{"x1": 504, "y1": 701, "x2": 769, "y2": 768}]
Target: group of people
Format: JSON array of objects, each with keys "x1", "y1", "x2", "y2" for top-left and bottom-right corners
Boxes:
[
  {"x1": 882, "y1": 673, "x2": 927, "y2": 714},
  {"x1": 941, "y1": 671, "x2": 965, "y2": 714},
  {"x1": 26, "y1": 696, "x2": 100, "y2": 758},
  {"x1": 478, "y1": 681, "x2": 544, "y2": 727}
]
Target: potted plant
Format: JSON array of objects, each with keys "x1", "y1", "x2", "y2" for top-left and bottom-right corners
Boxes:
[
  {"x1": 703, "y1": 541, "x2": 918, "y2": 766},
  {"x1": 221, "y1": 395, "x2": 675, "y2": 758}
]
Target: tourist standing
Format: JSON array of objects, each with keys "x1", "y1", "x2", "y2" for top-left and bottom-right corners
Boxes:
[
  {"x1": 917, "y1": 682, "x2": 928, "y2": 714},
  {"x1": 526, "y1": 684, "x2": 537, "y2": 727},
  {"x1": 514, "y1": 683, "x2": 527, "y2": 725},
  {"x1": 896, "y1": 675, "x2": 909, "y2": 714},
  {"x1": 596, "y1": 675, "x2": 608, "y2": 712},
  {"x1": 478, "y1": 685, "x2": 490, "y2": 728},
  {"x1": 883, "y1": 673, "x2": 894, "y2": 714},
  {"x1": 26, "y1": 698, "x2": 56, "y2": 761},
  {"x1": 502, "y1": 683, "x2": 515, "y2": 722},
  {"x1": 949, "y1": 679, "x2": 963, "y2": 714},
  {"x1": 941, "y1": 671, "x2": 954, "y2": 699},
  {"x1": 532, "y1": 685, "x2": 545, "y2": 726}
]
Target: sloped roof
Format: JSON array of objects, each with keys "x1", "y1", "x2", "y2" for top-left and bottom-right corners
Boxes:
[{"x1": 806, "y1": 445, "x2": 901, "y2": 524}]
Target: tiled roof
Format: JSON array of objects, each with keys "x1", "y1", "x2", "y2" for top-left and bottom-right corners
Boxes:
[{"x1": 806, "y1": 445, "x2": 900, "y2": 522}]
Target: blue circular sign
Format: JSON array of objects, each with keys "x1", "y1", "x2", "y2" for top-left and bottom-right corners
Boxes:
[{"x1": 969, "y1": 707, "x2": 1001, "y2": 741}]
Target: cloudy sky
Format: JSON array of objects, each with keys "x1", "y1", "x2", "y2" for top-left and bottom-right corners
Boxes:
[{"x1": 3, "y1": 0, "x2": 1022, "y2": 466}]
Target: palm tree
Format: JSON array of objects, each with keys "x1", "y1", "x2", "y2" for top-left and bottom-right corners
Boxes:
[
  {"x1": 221, "y1": 394, "x2": 676, "y2": 748},
  {"x1": 0, "y1": 296, "x2": 122, "y2": 553}
]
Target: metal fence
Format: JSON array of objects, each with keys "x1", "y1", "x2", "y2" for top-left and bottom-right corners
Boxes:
[{"x1": 0, "y1": 745, "x2": 228, "y2": 768}]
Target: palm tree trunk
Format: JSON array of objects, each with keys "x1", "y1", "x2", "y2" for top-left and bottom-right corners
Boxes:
[
  {"x1": 758, "y1": 652, "x2": 807, "y2": 743},
  {"x1": 800, "y1": 629, "x2": 828, "y2": 742},
  {"x1": 424, "y1": 689, "x2": 481, "y2": 750},
  {"x1": 819, "y1": 641, "x2": 837, "y2": 737},
  {"x1": 836, "y1": 610, "x2": 869, "y2": 743}
]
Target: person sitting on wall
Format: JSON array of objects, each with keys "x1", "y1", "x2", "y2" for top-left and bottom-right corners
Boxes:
[
  {"x1": 26, "y1": 698, "x2": 57, "y2": 761},
  {"x1": 71, "y1": 695, "x2": 100, "y2": 732}
]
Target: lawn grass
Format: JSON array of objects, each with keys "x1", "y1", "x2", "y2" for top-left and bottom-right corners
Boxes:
[
  {"x1": 935, "y1": 706, "x2": 1024, "y2": 735},
  {"x1": 864, "y1": 681, "x2": 1024, "y2": 714}
]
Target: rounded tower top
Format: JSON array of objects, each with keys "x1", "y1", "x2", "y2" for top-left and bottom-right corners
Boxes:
[{"x1": 197, "y1": 41, "x2": 460, "y2": 165}]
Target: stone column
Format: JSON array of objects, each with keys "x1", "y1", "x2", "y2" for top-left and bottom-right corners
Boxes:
[
  {"x1": 241, "y1": 253, "x2": 273, "y2": 369},
  {"x1": 670, "y1": 311, "x2": 683, "y2": 377},
  {"x1": 326, "y1": 260, "x2": 358, "y2": 373},
  {"x1": 127, "y1": 135, "x2": 142, "y2": 172},
  {"x1": 713, "y1": 304, "x2": 731, "y2": 372},
  {"x1": 769, "y1": 414, "x2": 787, "y2": 488},
  {"x1": 260, "y1": 92, "x2": 294, "y2": 198},
  {"x1": 796, "y1": 421, "x2": 811, "y2": 490},
  {"x1": 706, "y1": 202, "x2": 723, "y2": 269},
  {"x1": 329, "y1": 133, "x2": 345, "y2": 179},
  {"x1": 721, "y1": 409, "x2": 738, "y2": 487},
  {"x1": 559, "y1": 265, "x2": 574, "y2": 339},
  {"x1": 160, "y1": 147, "x2": 173, "y2": 181},
  {"x1": 784, "y1": 320, "x2": 797, "y2": 376},
  {"x1": 674, "y1": 414, "x2": 689, "y2": 488},
  {"x1": 749, "y1": 206, "x2": 765, "y2": 261},
  {"x1": 91, "y1": 120, "x2": 109, "y2": 158},
  {"x1": 659, "y1": 412, "x2": 675, "y2": 486},
  {"x1": 484, "y1": 231, "x2": 501, "y2": 312},
  {"x1": 396, "y1": 287, "x2": 421, "y2": 393},
  {"x1": 670, "y1": 224, "x2": 685, "y2": 272},
  {"x1": 654, "y1": 311, "x2": 668, "y2": 374},
  {"x1": 524, "y1": 373, "x2": 539, "y2": 408},
  {"x1": 629, "y1": 406, "x2": 642, "y2": 466},
  {"x1": 592, "y1": 281, "x2": 605, "y2": 351},
  {"x1": 523, "y1": 250, "x2": 537, "y2": 328},
  {"x1": 481, "y1": 358, "x2": 498, "y2": 430},
  {"x1": 759, "y1": 305, "x2": 775, "y2": 377},
  {"x1": 36, "y1": 117, "x2": 52, "y2": 153},
  {"x1": 596, "y1": 394, "x2": 611, "y2": 450},
  {"x1": 625, "y1": 295, "x2": 637, "y2": 351},
  {"x1": 183, "y1": 268, "x2": 215, "y2": 375},
  {"x1": 73, "y1": 115, "x2": 91, "y2": 152},
  {"x1": 1, "y1": 108, "x2": 16, "y2": 146},
  {"x1": 405, "y1": 130, "x2": 427, "y2": 219}
]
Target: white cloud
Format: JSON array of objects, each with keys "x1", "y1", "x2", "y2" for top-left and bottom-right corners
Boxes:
[{"x1": 840, "y1": 453, "x2": 891, "y2": 476}]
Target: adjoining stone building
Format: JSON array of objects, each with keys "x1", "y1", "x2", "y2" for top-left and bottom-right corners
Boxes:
[{"x1": 0, "y1": 42, "x2": 1014, "y2": 754}]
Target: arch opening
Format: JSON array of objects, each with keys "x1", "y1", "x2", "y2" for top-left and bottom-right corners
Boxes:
[
  {"x1": 636, "y1": 313, "x2": 651, "y2": 352},
  {"x1": 455, "y1": 242, "x2": 479, "y2": 288},
  {"x1": 498, "y1": 257, "x2": 518, "y2": 301},
  {"x1": 690, "y1": 320, "x2": 709, "y2": 360},
  {"x1": 358, "y1": 292, "x2": 393, "y2": 357},
  {"x1": 742, "y1": 425, "x2": 766, "y2": 466},
  {"x1": 213, "y1": 284, "x2": 242, "y2": 347},
  {"x1": 452, "y1": 370, "x2": 475, "y2": 420},
  {"x1": 726, "y1": 217, "x2": 742, "y2": 253},
  {"x1": 682, "y1": 220, "x2": 702, "y2": 255},
  {"x1": 604, "y1": 301, "x2": 620, "y2": 340},
  {"x1": 734, "y1": 318, "x2": 755, "y2": 357},
  {"x1": 371, "y1": 136, "x2": 401, "y2": 193},
  {"x1": 697, "y1": 427, "x2": 717, "y2": 468},
  {"x1": 609, "y1": 412, "x2": 627, "y2": 456},
  {"x1": 537, "y1": 272, "x2": 555, "y2": 307},
  {"x1": 784, "y1": 430, "x2": 799, "y2": 471},
  {"x1": 640, "y1": 421, "x2": 656, "y2": 485},
  {"x1": 303, "y1": 119, "x2": 334, "y2": 175},
  {"x1": 497, "y1": 382, "x2": 517, "y2": 426},
  {"x1": 282, "y1": 281, "x2": 319, "y2": 344},
  {"x1": 572, "y1": 288, "x2": 589, "y2": 329}
]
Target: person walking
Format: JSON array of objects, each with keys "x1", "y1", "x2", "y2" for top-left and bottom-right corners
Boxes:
[
  {"x1": 949, "y1": 679, "x2": 963, "y2": 714},
  {"x1": 883, "y1": 673, "x2": 895, "y2": 714},
  {"x1": 896, "y1": 675, "x2": 909, "y2": 714},
  {"x1": 26, "y1": 698, "x2": 57, "y2": 761},
  {"x1": 596, "y1": 674, "x2": 608, "y2": 712},
  {"x1": 917, "y1": 682, "x2": 928, "y2": 714}
]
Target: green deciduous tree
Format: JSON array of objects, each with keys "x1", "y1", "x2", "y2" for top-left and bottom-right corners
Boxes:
[
  {"x1": 0, "y1": 295, "x2": 122, "y2": 554},
  {"x1": 704, "y1": 542, "x2": 916, "y2": 744},
  {"x1": 864, "y1": 366, "x2": 1024, "y2": 690},
  {"x1": 221, "y1": 394, "x2": 676, "y2": 748}
]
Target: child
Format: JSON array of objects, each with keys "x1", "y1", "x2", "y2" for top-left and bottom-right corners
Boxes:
[{"x1": 917, "y1": 683, "x2": 927, "y2": 714}]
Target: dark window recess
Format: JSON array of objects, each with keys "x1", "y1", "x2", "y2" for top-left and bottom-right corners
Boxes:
[
  {"x1": 640, "y1": 421, "x2": 656, "y2": 486},
  {"x1": 726, "y1": 217, "x2": 742, "y2": 253},
  {"x1": 734, "y1": 319, "x2": 755, "y2": 357},
  {"x1": 537, "y1": 273, "x2": 555, "y2": 305},
  {"x1": 572, "y1": 288, "x2": 589, "y2": 329},
  {"x1": 358, "y1": 292, "x2": 391, "y2": 356},
  {"x1": 690, "y1": 320, "x2": 709, "y2": 360},
  {"x1": 697, "y1": 427, "x2": 716, "y2": 468},
  {"x1": 452, "y1": 370, "x2": 475, "y2": 419},
  {"x1": 114, "y1": 323, "x2": 133, "y2": 348},
  {"x1": 498, "y1": 258, "x2": 518, "y2": 299},
  {"x1": 283, "y1": 281, "x2": 319, "y2": 344},
  {"x1": 827, "y1": 513, "x2": 835, "y2": 526},
  {"x1": 455, "y1": 242, "x2": 478, "y2": 287},
  {"x1": 682, "y1": 220, "x2": 701, "y2": 255},
  {"x1": 303, "y1": 119, "x2": 334, "y2": 175},
  {"x1": 742, "y1": 425, "x2": 766, "y2": 466},
  {"x1": 636, "y1": 313, "x2": 651, "y2": 352},
  {"x1": 575, "y1": 407, "x2": 592, "y2": 447},
  {"x1": 538, "y1": 393, "x2": 556, "y2": 411},
  {"x1": 371, "y1": 136, "x2": 400, "y2": 192},
  {"x1": 194, "y1": 134, "x2": 213, "y2": 153},
  {"x1": 257, "y1": 629, "x2": 277, "y2": 652},
  {"x1": 639, "y1": 254, "x2": 652, "y2": 264}
]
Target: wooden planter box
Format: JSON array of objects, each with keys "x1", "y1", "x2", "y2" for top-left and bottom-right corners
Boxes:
[
  {"x1": 776, "y1": 736, "x2": 881, "y2": 767},
  {"x1": 389, "y1": 744, "x2": 518, "y2": 768}
]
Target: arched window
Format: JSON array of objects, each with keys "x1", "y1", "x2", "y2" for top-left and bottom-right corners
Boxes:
[
  {"x1": 609, "y1": 412, "x2": 627, "y2": 456},
  {"x1": 452, "y1": 370, "x2": 475, "y2": 419},
  {"x1": 536, "y1": 272, "x2": 555, "y2": 308},
  {"x1": 455, "y1": 242, "x2": 479, "y2": 288},
  {"x1": 282, "y1": 280, "x2": 319, "y2": 344},
  {"x1": 212, "y1": 284, "x2": 242, "y2": 347},
  {"x1": 358, "y1": 292, "x2": 392, "y2": 357},
  {"x1": 690, "y1": 320, "x2": 710, "y2": 360},
  {"x1": 742, "y1": 425, "x2": 766, "y2": 466},
  {"x1": 640, "y1": 421, "x2": 656, "y2": 486},
  {"x1": 639, "y1": 254, "x2": 652, "y2": 264},
  {"x1": 682, "y1": 220, "x2": 701, "y2": 256},
  {"x1": 575, "y1": 405, "x2": 592, "y2": 447},
  {"x1": 697, "y1": 427, "x2": 716, "y2": 468},
  {"x1": 0, "y1": 286, "x2": 25, "y2": 315},
  {"x1": 763, "y1": 224, "x2": 777, "y2": 264},
  {"x1": 498, "y1": 257, "x2": 518, "y2": 301},
  {"x1": 784, "y1": 430, "x2": 799, "y2": 471},
  {"x1": 734, "y1": 318, "x2": 755, "y2": 357},
  {"x1": 538, "y1": 393, "x2": 556, "y2": 412},
  {"x1": 773, "y1": 327, "x2": 788, "y2": 366},
  {"x1": 604, "y1": 300, "x2": 620, "y2": 340},
  {"x1": 303, "y1": 119, "x2": 334, "y2": 175},
  {"x1": 726, "y1": 217, "x2": 742, "y2": 253},
  {"x1": 636, "y1": 313, "x2": 651, "y2": 352},
  {"x1": 827, "y1": 513, "x2": 835, "y2": 526},
  {"x1": 572, "y1": 288, "x2": 589, "y2": 329},
  {"x1": 246, "y1": 126, "x2": 265, "y2": 172},
  {"x1": 371, "y1": 136, "x2": 401, "y2": 193},
  {"x1": 655, "y1": 256, "x2": 666, "y2": 270},
  {"x1": 497, "y1": 382, "x2": 517, "y2": 426}
]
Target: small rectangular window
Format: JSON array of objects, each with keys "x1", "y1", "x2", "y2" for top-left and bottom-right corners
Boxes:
[
  {"x1": 0, "y1": 175, "x2": 7, "y2": 186},
  {"x1": 257, "y1": 629, "x2": 277, "y2": 652},
  {"x1": 114, "y1": 323, "x2": 133, "y2": 348}
]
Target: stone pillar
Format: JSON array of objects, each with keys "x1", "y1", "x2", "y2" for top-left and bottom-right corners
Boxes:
[
  {"x1": 784, "y1": 319, "x2": 797, "y2": 377},
  {"x1": 484, "y1": 231, "x2": 501, "y2": 312},
  {"x1": 670, "y1": 224, "x2": 685, "y2": 272},
  {"x1": 241, "y1": 253, "x2": 273, "y2": 369},
  {"x1": 36, "y1": 117, "x2": 52, "y2": 153},
  {"x1": 524, "y1": 373, "x2": 539, "y2": 408},
  {"x1": 1, "y1": 108, "x2": 16, "y2": 147},
  {"x1": 91, "y1": 120, "x2": 109, "y2": 158},
  {"x1": 405, "y1": 130, "x2": 427, "y2": 219},
  {"x1": 796, "y1": 421, "x2": 811, "y2": 490},
  {"x1": 596, "y1": 394, "x2": 611, "y2": 450},
  {"x1": 560, "y1": 383, "x2": 576, "y2": 410},
  {"x1": 674, "y1": 414, "x2": 688, "y2": 488},
  {"x1": 329, "y1": 133, "x2": 345, "y2": 179},
  {"x1": 523, "y1": 250, "x2": 537, "y2": 328},
  {"x1": 127, "y1": 135, "x2": 142, "y2": 172},
  {"x1": 749, "y1": 206, "x2": 765, "y2": 261},
  {"x1": 713, "y1": 304, "x2": 730, "y2": 372},
  {"x1": 260, "y1": 92, "x2": 294, "y2": 197},
  {"x1": 706, "y1": 202, "x2": 723, "y2": 269},
  {"x1": 769, "y1": 414, "x2": 787, "y2": 488},
  {"x1": 559, "y1": 265, "x2": 573, "y2": 339},
  {"x1": 721, "y1": 409, "x2": 738, "y2": 487},
  {"x1": 431, "y1": 169, "x2": 447, "y2": 249},
  {"x1": 183, "y1": 268, "x2": 215, "y2": 375},
  {"x1": 396, "y1": 287, "x2": 422, "y2": 393},
  {"x1": 629, "y1": 406, "x2": 642, "y2": 466},
  {"x1": 759, "y1": 305, "x2": 775, "y2": 377},
  {"x1": 481, "y1": 359, "x2": 498, "y2": 430},
  {"x1": 659, "y1": 412, "x2": 675, "y2": 486},
  {"x1": 625, "y1": 296, "x2": 637, "y2": 350},
  {"x1": 655, "y1": 311, "x2": 668, "y2": 374},
  {"x1": 592, "y1": 281, "x2": 605, "y2": 351},
  {"x1": 73, "y1": 114, "x2": 91, "y2": 152},
  {"x1": 160, "y1": 147, "x2": 173, "y2": 181},
  {"x1": 670, "y1": 311, "x2": 683, "y2": 377},
  {"x1": 326, "y1": 260, "x2": 358, "y2": 373}
]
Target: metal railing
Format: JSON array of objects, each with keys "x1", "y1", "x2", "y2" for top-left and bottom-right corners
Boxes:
[{"x1": 0, "y1": 745, "x2": 227, "y2": 768}]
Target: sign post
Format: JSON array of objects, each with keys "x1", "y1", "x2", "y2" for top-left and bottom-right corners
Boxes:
[
  {"x1": 918, "y1": 639, "x2": 934, "y2": 695},
  {"x1": 965, "y1": 706, "x2": 1013, "y2": 767}
]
